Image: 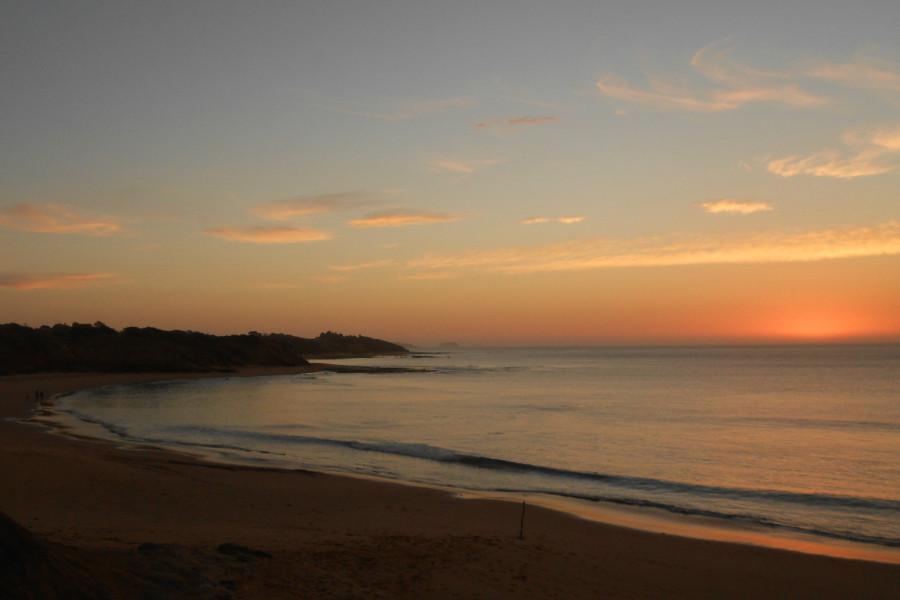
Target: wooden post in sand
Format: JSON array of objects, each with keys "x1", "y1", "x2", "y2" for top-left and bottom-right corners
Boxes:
[{"x1": 519, "y1": 500, "x2": 526, "y2": 540}]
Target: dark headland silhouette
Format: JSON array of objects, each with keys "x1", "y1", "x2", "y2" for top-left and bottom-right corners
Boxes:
[{"x1": 0, "y1": 322, "x2": 408, "y2": 375}]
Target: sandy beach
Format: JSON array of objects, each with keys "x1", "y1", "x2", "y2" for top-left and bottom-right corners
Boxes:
[{"x1": 2, "y1": 370, "x2": 899, "y2": 599}]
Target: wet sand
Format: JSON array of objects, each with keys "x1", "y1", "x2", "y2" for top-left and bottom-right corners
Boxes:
[{"x1": 2, "y1": 370, "x2": 898, "y2": 598}]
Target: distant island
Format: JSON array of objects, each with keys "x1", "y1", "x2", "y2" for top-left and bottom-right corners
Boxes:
[{"x1": 0, "y1": 322, "x2": 408, "y2": 375}]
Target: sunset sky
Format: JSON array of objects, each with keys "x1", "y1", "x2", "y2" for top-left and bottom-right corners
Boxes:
[{"x1": 2, "y1": 1, "x2": 899, "y2": 344}]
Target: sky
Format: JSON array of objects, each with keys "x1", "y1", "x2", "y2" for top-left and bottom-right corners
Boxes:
[{"x1": 2, "y1": 1, "x2": 899, "y2": 345}]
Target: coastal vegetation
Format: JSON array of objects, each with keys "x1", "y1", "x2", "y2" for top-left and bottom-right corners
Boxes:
[{"x1": 0, "y1": 323, "x2": 407, "y2": 374}]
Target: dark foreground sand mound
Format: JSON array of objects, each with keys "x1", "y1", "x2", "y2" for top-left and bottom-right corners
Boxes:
[
  {"x1": 0, "y1": 511, "x2": 277, "y2": 599},
  {"x1": 0, "y1": 511, "x2": 107, "y2": 599}
]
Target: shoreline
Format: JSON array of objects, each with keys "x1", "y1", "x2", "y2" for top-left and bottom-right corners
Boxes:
[
  {"x1": 38, "y1": 368, "x2": 900, "y2": 565},
  {"x1": 3, "y1": 369, "x2": 900, "y2": 597},
  {"x1": 37, "y1": 376, "x2": 900, "y2": 566}
]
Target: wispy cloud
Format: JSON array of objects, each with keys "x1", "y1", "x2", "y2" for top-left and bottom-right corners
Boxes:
[
  {"x1": 348, "y1": 210, "x2": 459, "y2": 229},
  {"x1": 596, "y1": 43, "x2": 826, "y2": 112},
  {"x1": 253, "y1": 192, "x2": 371, "y2": 221},
  {"x1": 520, "y1": 215, "x2": 586, "y2": 225},
  {"x1": 204, "y1": 226, "x2": 333, "y2": 244},
  {"x1": 808, "y1": 58, "x2": 900, "y2": 94},
  {"x1": 0, "y1": 203, "x2": 122, "y2": 235},
  {"x1": 430, "y1": 159, "x2": 499, "y2": 174},
  {"x1": 595, "y1": 76, "x2": 823, "y2": 112},
  {"x1": 767, "y1": 126, "x2": 900, "y2": 179},
  {"x1": 400, "y1": 271, "x2": 458, "y2": 281},
  {"x1": 509, "y1": 96, "x2": 561, "y2": 110},
  {"x1": 328, "y1": 97, "x2": 472, "y2": 121},
  {"x1": 689, "y1": 43, "x2": 786, "y2": 86},
  {"x1": 329, "y1": 259, "x2": 397, "y2": 273},
  {"x1": 474, "y1": 116, "x2": 559, "y2": 131},
  {"x1": 402, "y1": 221, "x2": 900, "y2": 275},
  {"x1": 431, "y1": 160, "x2": 477, "y2": 174},
  {"x1": 700, "y1": 199, "x2": 773, "y2": 215},
  {"x1": 0, "y1": 272, "x2": 115, "y2": 290},
  {"x1": 597, "y1": 76, "x2": 732, "y2": 112}
]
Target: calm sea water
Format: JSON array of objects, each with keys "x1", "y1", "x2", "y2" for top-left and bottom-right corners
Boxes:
[{"x1": 57, "y1": 345, "x2": 900, "y2": 550}]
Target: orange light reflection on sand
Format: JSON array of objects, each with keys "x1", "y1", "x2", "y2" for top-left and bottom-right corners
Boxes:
[{"x1": 528, "y1": 493, "x2": 900, "y2": 565}]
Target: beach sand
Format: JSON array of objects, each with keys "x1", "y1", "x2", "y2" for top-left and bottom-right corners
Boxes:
[{"x1": 1, "y1": 370, "x2": 898, "y2": 598}]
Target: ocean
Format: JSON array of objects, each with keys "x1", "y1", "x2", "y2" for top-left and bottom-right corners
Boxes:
[{"x1": 53, "y1": 344, "x2": 900, "y2": 554}]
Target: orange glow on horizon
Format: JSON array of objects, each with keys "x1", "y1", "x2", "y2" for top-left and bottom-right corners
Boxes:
[{"x1": 761, "y1": 310, "x2": 882, "y2": 341}]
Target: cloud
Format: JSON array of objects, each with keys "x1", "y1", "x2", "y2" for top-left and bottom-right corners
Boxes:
[
  {"x1": 430, "y1": 159, "x2": 499, "y2": 174},
  {"x1": 596, "y1": 76, "x2": 733, "y2": 112},
  {"x1": 474, "y1": 116, "x2": 559, "y2": 131},
  {"x1": 348, "y1": 210, "x2": 459, "y2": 229},
  {"x1": 402, "y1": 221, "x2": 900, "y2": 275},
  {"x1": 253, "y1": 192, "x2": 371, "y2": 221},
  {"x1": 714, "y1": 85, "x2": 824, "y2": 107},
  {"x1": 868, "y1": 128, "x2": 900, "y2": 151},
  {"x1": 328, "y1": 97, "x2": 472, "y2": 121},
  {"x1": 596, "y1": 76, "x2": 823, "y2": 112},
  {"x1": 400, "y1": 271, "x2": 458, "y2": 281},
  {"x1": 0, "y1": 272, "x2": 115, "y2": 290},
  {"x1": 0, "y1": 203, "x2": 121, "y2": 235},
  {"x1": 509, "y1": 97, "x2": 561, "y2": 110},
  {"x1": 700, "y1": 200, "x2": 773, "y2": 215},
  {"x1": 808, "y1": 58, "x2": 900, "y2": 94},
  {"x1": 767, "y1": 126, "x2": 900, "y2": 179},
  {"x1": 520, "y1": 216, "x2": 586, "y2": 225},
  {"x1": 326, "y1": 261, "x2": 489, "y2": 281},
  {"x1": 596, "y1": 43, "x2": 826, "y2": 112},
  {"x1": 204, "y1": 226, "x2": 333, "y2": 244},
  {"x1": 767, "y1": 151, "x2": 893, "y2": 179},
  {"x1": 689, "y1": 43, "x2": 786, "y2": 86},
  {"x1": 329, "y1": 259, "x2": 397, "y2": 273}
]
